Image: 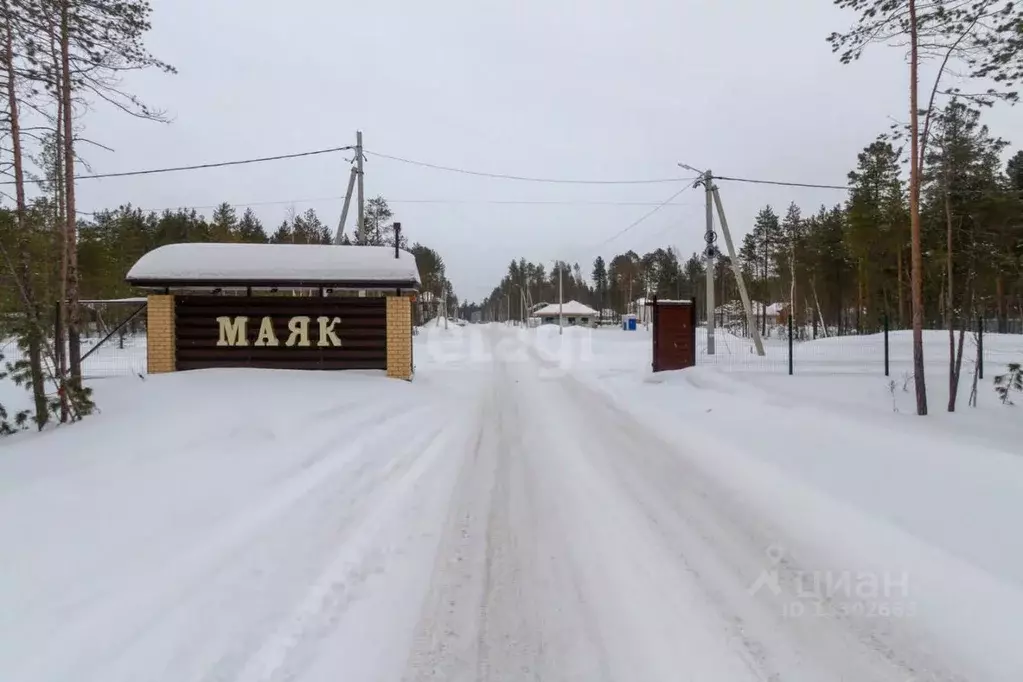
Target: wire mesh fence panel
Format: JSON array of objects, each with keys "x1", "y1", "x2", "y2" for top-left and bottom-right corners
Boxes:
[
  {"x1": 76, "y1": 301, "x2": 149, "y2": 378},
  {"x1": 693, "y1": 323, "x2": 1020, "y2": 376},
  {"x1": 80, "y1": 334, "x2": 148, "y2": 378}
]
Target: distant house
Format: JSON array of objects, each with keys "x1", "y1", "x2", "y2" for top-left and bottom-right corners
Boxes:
[
  {"x1": 530, "y1": 300, "x2": 599, "y2": 327},
  {"x1": 715, "y1": 301, "x2": 786, "y2": 327},
  {"x1": 630, "y1": 297, "x2": 651, "y2": 324}
]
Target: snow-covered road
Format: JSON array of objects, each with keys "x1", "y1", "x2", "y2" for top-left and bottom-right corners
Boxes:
[{"x1": 1, "y1": 325, "x2": 1020, "y2": 681}]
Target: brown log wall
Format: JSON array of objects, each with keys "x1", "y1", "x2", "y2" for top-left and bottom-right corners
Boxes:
[{"x1": 174, "y1": 296, "x2": 387, "y2": 371}]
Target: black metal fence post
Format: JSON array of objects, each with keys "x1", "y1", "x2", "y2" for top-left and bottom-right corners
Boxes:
[
  {"x1": 978, "y1": 315, "x2": 984, "y2": 380},
  {"x1": 884, "y1": 312, "x2": 890, "y2": 377},
  {"x1": 54, "y1": 300, "x2": 61, "y2": 344},
  {"x1": 788, "y1": 312, "x2": 794, "y2": 376}
]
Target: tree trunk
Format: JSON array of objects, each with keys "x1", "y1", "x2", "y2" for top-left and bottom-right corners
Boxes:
[
  {"x1": 908, "y1": 0, "x2": 928, "y2": 415},
  {"x1": 968, "y1": 329, "x2": 981, "y2": 407},
  {"x1": 46, "y1": 2, "x2": 70, "y2": 421},
  {"x1": 60, "y1": 0, "x2": 82, "y2": 391},
  {"x1": 945, "y1": 187, "x2": 955, "y2": 400},
  {"x1": 948, "y1": 284, "x2": 972, "y2": 412},
  {"x1": 1, "y1": 2, "x2": 49, "y2": 429}
]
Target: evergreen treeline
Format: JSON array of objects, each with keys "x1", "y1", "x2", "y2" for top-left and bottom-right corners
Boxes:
[{"x1": 0, "y1": 197, "x2": 456, "y2": 313}]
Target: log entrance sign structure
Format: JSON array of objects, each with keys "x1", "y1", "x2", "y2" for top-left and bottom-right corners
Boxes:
[
  {"x1": 648, "y1": 296, "x2": 697, "y2": 372},
  {"x1": 126, "y1": 243, "x2": 420, "y2": 380}
]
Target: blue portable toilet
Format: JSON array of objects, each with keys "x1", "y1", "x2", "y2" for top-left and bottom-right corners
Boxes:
[{"x1": 628, "y1": 317, "x2": 637, "y2": 331}]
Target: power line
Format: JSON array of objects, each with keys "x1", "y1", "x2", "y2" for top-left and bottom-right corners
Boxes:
[
  {"x1": 589, "y1": 184, "x2": 695, "y2": 249},
  {"x1": 78, "y1": 196, "x2": 704, "y2": 215},
  {"x1": 713, "y1": 172, "x2": 1023, "y2": 196},
  {"x1": 1, "y1": 145, "x2": 354, "y2": 186},
  {"x1": 365, "y1": 149, "x2": 697, "y2": 185},
  {"x1": 714, "y1": 175, "x2": 848, "y2": 191}
]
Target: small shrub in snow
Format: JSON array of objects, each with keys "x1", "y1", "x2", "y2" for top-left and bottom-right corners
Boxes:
[
  {"x1": 901, "y1": 372, "x2": 913, "y2": 393},
  {"x1": 993, "y1": 363, "x2": 1023, "y2": 406},
  {"x1": 887, "y1": 379, "x2": 899, "y2": 413}
]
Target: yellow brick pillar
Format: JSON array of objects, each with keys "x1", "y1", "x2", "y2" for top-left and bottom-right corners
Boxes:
[
  {"x1": 146, "y1": 294, "x2": 176, "y2": 374},
  {"x1": 386, "y1": 296, "x2": 413, "y2": 380}
]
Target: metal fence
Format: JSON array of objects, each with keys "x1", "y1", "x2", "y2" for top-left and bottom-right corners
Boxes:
[
  {"x1": 0, "y1": 300, "x2": 148, "y2": 381},
  {"x1": 693, "y1": 316, "x2": 1022, "y2": 377}
]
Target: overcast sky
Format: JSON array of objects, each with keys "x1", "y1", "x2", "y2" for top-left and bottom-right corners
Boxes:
[{"x1": 73, "y1": 0, "x2": 1023, "y2": 303}]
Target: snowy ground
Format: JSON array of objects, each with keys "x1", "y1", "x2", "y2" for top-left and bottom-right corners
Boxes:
[{"x1": 1, "y1": 323, "x2": 1022, "y2": 681}]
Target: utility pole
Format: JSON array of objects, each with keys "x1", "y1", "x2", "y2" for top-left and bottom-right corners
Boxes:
[
  {"x1": 356, "y1": 130, "x2": 365, "y2": 244},
  {"x1": 704, "y1": 170, "x2": 716, "y2": 355},
  {"x1": 333, "y1": 166, "x2": 358, "y2": 244}
]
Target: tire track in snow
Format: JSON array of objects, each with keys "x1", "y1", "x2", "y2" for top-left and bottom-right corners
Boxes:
[
  {"x1": 401, "y1": 392, "x2": 496, "y2": 682},
  {"x1": 226, "y1": 419, "x2": 453, "y2": 682},
  {"x1": 404, "y1": 329, "x2": 616, "y2": 682},
  {"x1": 537, "y1": 346, "x2": 960, "y2": 681},
  {"x1": 15, "y1": 402, "x2": 437, "y2": 682}
]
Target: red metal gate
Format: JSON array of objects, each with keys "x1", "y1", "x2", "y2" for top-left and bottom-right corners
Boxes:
[{"x1": 650, "y1": 297, "x2": 696, "y2": 372}]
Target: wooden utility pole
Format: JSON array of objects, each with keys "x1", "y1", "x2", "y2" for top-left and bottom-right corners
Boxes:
[{"x1": 356, "y1": 130, "x2": 365, "y2": 244}]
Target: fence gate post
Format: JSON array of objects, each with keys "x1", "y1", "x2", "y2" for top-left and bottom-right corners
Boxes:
[
  {"x1": 884, "y1": 312, "x2": 890, "y2": 377},
  {"x1": 651, "y1": 295, "x2": 659, "y2": 372},
  {"x1": 788, "y1": 312, "x2": 794, "y2": 376}
]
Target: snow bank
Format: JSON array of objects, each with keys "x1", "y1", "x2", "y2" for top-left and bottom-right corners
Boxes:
[{"x1": 0, "y1": 367, "x2": 478, "y2": 682}]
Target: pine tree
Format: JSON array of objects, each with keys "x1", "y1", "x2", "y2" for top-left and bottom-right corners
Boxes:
[
  {"x1": 237, "y1": 208, "x2": 267, "y2": 243},
  {"x1": 592, "y1": 256, "x2": 608, "y2": 318},
  {"x1": 209, "y1": 202, "x2": 237, "y2": 242},
  {"x1": 269, "y1": 220, "x2": 292, "y2": 244},
  {"x1": 364, "y1": 196, "x2": 393, "y2": 246},
  {"x1": 846, "y1": 138, "x2": 905, "y2": 331}
]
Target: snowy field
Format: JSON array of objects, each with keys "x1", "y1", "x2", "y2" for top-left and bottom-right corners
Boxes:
[{"x1": 0, "y1": 321, "x2": 1022, "y2": 681}]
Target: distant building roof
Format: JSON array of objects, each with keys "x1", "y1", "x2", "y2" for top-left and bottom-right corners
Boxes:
[
  {"x1": 531, "y1": 300, "x2": 599, "y2": 317},
  {"x1": 126, "y1": 243, "x2": 420, "y2": 290}
]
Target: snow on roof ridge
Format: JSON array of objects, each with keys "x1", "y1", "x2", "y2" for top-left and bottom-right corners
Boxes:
[
  {"x1": 126, "y1": 242, "x2": 420, "y2": 286},
  {"x1": 531, "y1": 299, "x2": 599, "y2": 316}
]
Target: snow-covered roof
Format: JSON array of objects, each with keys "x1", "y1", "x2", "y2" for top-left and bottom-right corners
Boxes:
[
  {"x1": 80, "y1": 297, "x2": 149, "y2": 305},
  {"x1": 126, "y1": 243, "x2": 420, "y2": 289},
  {"x1": 531, "y1": 300, "x2": 599, "y2": 317}
]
